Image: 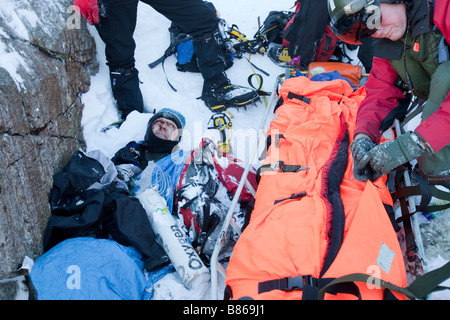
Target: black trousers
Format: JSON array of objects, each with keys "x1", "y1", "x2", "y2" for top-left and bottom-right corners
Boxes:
[
  {"x1": 95, "y1": 0, "x2": 225, "y2": 116},
  {"x1": 285, "y1": 0, "x2": 330, "y2": 69}
]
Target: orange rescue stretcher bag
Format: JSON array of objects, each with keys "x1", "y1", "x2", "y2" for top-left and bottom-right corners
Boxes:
[{"x1": 224, "y1": 76, "x2": 408, "y2": 300}]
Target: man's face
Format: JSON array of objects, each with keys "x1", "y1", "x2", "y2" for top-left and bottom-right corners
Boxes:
[
  {"x1": 372, "y1": 3, "x2": 407, "y2": 41},
  {"x1": 151, "y1": 117, "x2": 179, "y2": 141}
]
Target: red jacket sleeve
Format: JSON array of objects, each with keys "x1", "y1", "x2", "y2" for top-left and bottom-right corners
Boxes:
[
  {"x1": 355, "y1": 56, "x2": 405, "y2": 143},
  {"x1": 357, "y1": 57, "x2": 450, "y2": 152},
  {"x1": 434, "y1": 0, "x2": 450, "y2": 43},
  {"x1": 356, "y1": 1, "x2": 450, "y2": 152},
  {"x1": 415, "y1": 0, "x2": 450, "y2": 152},
  {"x1": 415, "y1": 92, "x2": 450, "y2": 152}
]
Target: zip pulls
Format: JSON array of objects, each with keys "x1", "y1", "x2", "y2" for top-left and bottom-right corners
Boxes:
[{"x1": 274, "y1": 191, "x2": 307, "y2": 205}]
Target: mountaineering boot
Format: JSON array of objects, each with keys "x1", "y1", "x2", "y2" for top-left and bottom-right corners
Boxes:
[
  {"x1": 268, "y1": 44, "x2": 291, "y2": 68},
  {"x1": 192, "y1": 31, "x2": 259, "y2": 111},
  {"x1": 109, "y1": 67, "x2": 144, "y2": 120},
  {"x1": 201, "y1": 72, "x2": 259, "y2": 112}
]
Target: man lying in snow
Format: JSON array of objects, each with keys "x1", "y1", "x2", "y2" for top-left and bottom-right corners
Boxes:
[
  {"x1": 30, "y1": 108, "x2": 255, "y2": 299},
  {"x1": 111, "y1": 108, "x2": 188, "y2": 214},
  {"x1": 112, "y1": 108, "x2": 255, "y2": 260}
]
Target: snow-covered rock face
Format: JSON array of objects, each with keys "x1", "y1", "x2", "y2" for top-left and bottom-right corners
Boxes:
[
  {"x1": 421, "y1": 215, "x2": 450, "y2": 261},
  {"x1": 0, "y1": 0, "x2": 97, "y2": 279},
  {"x1": 0, "y1": 0, "x2": 97, "y2": 134}
]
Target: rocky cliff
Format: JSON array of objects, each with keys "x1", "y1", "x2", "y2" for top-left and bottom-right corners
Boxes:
[{"x1": 0, "y1": 0, "x2": 97, "y2": 279}]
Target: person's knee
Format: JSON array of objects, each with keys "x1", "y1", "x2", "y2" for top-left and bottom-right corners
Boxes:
[
  {"x1": 175, "y1": 2, "x2": 218, "y2": 36},
  {"x1": 429, "y1": 61, "x2": 450, "y2": 104}
]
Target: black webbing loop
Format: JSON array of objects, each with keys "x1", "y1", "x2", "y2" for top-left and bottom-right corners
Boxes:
[
  {"x1": 258, "y1": 275, "x2": 361, "y2": 300},
  {"x1": 247, "y1": 73, "x2": 271, "y2": 96},
  {"x1": 256, "y1": 160, "x2": 309, "y2": 184},
  {"x1": 258, "y1": 275, "x2": 315, "y2": 294}
]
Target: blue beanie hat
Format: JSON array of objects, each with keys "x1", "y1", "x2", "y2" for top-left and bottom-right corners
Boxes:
[
  {"x1": 151, "y1": 108, "x2": 186, "y2": 129},
  {"x1": 144, "y1": 108, "x2": 186, "y2": 145}
]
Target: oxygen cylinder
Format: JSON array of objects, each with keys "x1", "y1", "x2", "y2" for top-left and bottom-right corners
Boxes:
[{"x1": 136, "y1": 188, "x2": 210, "y2": 292}]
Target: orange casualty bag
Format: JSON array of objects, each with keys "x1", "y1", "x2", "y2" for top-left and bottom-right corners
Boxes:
[{"x1": 224, "y1": 76, "x2": 407, "y2": 300}]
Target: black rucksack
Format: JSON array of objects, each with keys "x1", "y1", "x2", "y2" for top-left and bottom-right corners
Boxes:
[
  {"x1": 148, "y1": 1, "x2": 233, "y2": 75},
  {"x1": 167, "y1": 22, "x2": 234, "y2": 73},
  {"x1": 254, "y1": 10, "x2": 294, "y2": 46}
]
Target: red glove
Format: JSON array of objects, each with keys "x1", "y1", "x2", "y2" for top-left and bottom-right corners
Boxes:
[{"x1": 73, "y1": 0, "x2": 99, "y2": 25}]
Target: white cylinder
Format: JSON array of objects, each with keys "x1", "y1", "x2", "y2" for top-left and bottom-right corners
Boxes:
[{"x1": 136, "y1": 188, "x2": 210, "y2": 291}]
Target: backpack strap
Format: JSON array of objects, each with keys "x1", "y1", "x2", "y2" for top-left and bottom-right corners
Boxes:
[
  {"x1": 148, "y1": 33, "x2": 192, "y2": 69},
  {"x1": 317, "y1": 261, "x2": 450, "y2": 300},
  {"x1": 148, "y1": 33, "x2": 193, "y2": 92},
  {"x1": 257, "y1": 275, "x2": 361, "y2": 300},
  {"x1": 258, "y1": 275, "x2": 316, "y2": 293},
  {"x1": 256, "y1": 261, "x2": 450, "y2": 300},
  {"x1": 258, "y1": 133, "x2": 285, "y2": 161},
  {"x1": 391, "y1": 168, "x2": 450, "y2": 222}
]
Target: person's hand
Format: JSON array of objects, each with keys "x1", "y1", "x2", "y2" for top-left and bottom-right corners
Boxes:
[
  {"x1": 73, "y1": 0, "x2": 100, "y2": 25},
  {"x1": 350, "y1": 134, "x2": 377, "y2": 181},
  {"x1": 358, "y1": 131, "x2": 425, "y2": 178}
]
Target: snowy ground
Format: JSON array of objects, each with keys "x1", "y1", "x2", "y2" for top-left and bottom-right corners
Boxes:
[
  {"x1": 81, "y1": 0, "x2": 295, "y2": 162},
  {"x1": 81, "y1": 0, "x2": 296, "y2": 300},
  {"x1": 79, "y1": 0, "x2": 449, "y2": 300}
]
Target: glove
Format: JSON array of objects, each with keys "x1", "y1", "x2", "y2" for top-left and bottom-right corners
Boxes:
[
  {"x1": 350, "y1": 134, "x2": 377, "y2": 181},
  {"x1": 358, "y1": 131, "x2": 425, "y2": 178},
  {"x1": 115, "y1": 164, "x2": 142, "y2": 183},
  {"x1": 73, "y1": 0, "x2": 100, "y2": 25}
]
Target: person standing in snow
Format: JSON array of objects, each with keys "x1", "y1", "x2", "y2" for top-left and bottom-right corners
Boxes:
[
  {"x1": 328, "y1": 0, "x2": 450, "y2": 185},
  {"x1": 72, "y1": 0, "x2": 259, "y2": 120}
]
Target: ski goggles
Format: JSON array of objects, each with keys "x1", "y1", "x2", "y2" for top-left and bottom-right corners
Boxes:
[{"x1": 330, "y1": 0, "x2": 381, "y2": 45}]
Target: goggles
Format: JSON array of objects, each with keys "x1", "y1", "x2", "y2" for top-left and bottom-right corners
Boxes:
[{"x1": 330, "y1": 0, "x2": 381, "y2": 45}]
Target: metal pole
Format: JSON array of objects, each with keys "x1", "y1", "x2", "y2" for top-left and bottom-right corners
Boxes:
[
  {"x1": 209, "y1": 75, "x2": 283, "y2": 299},
  {"x1": 394, "y1": 119, "x2": 428, "y2": 274}
]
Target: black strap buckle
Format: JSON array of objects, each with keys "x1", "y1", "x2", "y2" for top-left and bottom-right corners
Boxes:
[
  {"x1": 285, "y1": 275, "x2": 314, "y2": 291},
  {"x1": 258, "y1": 275, "x2": 315, "y2": 294}
]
